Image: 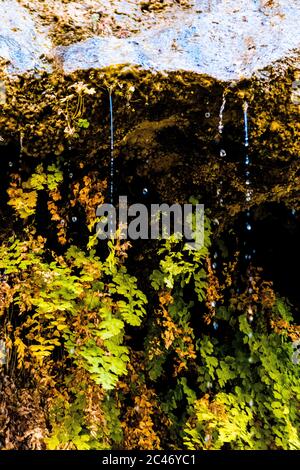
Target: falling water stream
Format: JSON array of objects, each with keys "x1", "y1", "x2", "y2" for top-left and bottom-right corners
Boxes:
[
  {"x1": 243, "y1": 101, "x2": 249, "y2": 148},
  {"x1": 210, "y1": 92, "x2": 228, "y2": 330},
  {"x1": 244, "y1": 102, "x2": 255, "y2": 270},
  {"x1": 218, "y1": 91, "x2": 226, "y2": 135},
  {"x1": 19, "y1": 131, "x2": 23, "y2": 172},
  {"x1": 243, "y1": 101, "x2": 252, "y2": 240},
  {"x1": 212, "y1": 99, "x2": 255, "y2": 336},
  {"x1": 243, "y1": 101, "x2": 255, "y2": 384},
  {"x1": 109, "y1": 90, "x2": 114, "y2": 207},
  {"x1": 217, "y1": 91, "x2": 228, "y2": 208}
]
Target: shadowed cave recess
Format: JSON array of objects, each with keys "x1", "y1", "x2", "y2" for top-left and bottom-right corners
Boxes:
[{"x1": 1, "y1": 66, "x2": 299, "y2": 300}]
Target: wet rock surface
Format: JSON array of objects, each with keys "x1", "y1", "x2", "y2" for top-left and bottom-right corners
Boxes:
[
  {"x1": 59, "y1": 0, "x2": 300, "y2": 80},
  {"x1": 0, "y1": 0, "x2": 51, "y2": 75},
  {"x1": 0, "y1": 0, "x2": 299, "y2": 80},
  {"x1": 0, "y1": 0, "x2": 299, "y2": 233}
]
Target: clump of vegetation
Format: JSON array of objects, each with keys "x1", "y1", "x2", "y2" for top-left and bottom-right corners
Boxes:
[
  {"x1": 1, "y1": 57, "x2": 300, "y2": 450},
  {"x1": 0, "y1": 159, "x2": 300, "y2": 450}
]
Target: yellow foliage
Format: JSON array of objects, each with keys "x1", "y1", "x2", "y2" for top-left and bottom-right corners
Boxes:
[{"x1": 7, "y1": 186, "x2": 37, "y2": 219}]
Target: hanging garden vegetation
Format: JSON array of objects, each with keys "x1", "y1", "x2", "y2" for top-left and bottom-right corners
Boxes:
[{"x1": 0, "y1": 0, "x2": 300, "y2": 453}]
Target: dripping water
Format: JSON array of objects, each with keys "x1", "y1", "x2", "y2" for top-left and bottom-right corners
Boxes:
[
  {"x1": 109, "y1": 90, "x2": 114, "y2": 207},
  {"x1": 243, "y1": 101, "x2": 251, "y2": 213},
  {"x1": 218, "y1": 91, "x2": 226, "y2": 134},
  {"x1": 216, "y1": 92, "x2": 228, "y2": 210},
  {"x1": 243, "y1": 101, "x2": 255, "y2": 333},
  {"x1": 211, "y1": 94, "x2": 228, "y2": 321},
  {"x1": 215, "y1": 95, "x2": 227, "y2": 209},
  {"x1": 19, "y1": 131, "x2": 23, "y2": 172},
  {"x1": 243, "y1": 101, "x2": 249, "y2": 148}
]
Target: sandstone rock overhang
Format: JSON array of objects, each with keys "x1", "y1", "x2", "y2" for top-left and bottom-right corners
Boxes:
[
  {"x1": 0, "y1": 1, "x2": 299, "y2": 224},
  {"x1": 1, "y1": 0, "x2": 299, "y2": 81}
]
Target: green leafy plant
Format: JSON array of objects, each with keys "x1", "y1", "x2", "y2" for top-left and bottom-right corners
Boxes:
[
  {"x1": 2, "y1": 166, "x2": 300, "y2": 451},
  {"x1": 183, "y1": 299, "x2": 300, "y2": 450}
]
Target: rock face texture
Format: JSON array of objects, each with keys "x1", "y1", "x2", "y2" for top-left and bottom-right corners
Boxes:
[
  {"x1": 1, "y1": 0, "x2": 300, "y2": 79},
  {"x1": 0, "y1": 0, "x2": 299, "y2": 231},
  {"x1": 58, "y1": 0, "x2": 300, "y2": 80}
]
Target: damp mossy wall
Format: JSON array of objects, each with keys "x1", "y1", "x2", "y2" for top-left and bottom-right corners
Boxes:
[{"x1": 1, "y1": 59, "x2": 299, "y2": 232}]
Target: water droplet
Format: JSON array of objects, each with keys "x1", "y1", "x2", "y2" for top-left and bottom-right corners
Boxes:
[
  {"x1": 291, "y1": 209, "x2": 296, "y2": 216},
  {"x1": 249, "y1": 399, "x2": 254, "y2": 408},
  {"x1": 69, "y1": 347, "x2": 75, "y2": 354},
  {"x1": 246, "y1": 211, "x2": 251, "y2": 217},
  {"x1": 213, "y1": 321, "x2": 219, "y2": 330},
  {"x1": 245, "y1": 171, "x2": 250, "y2": 177},
  {"x1": 248, "y1": 332, "x2": 253, "y2": 339},
  {"x1": 248, "y1": 288, "x2": 253, "y2": 294},
  {"x1": 72, "y1": 217, "x2": 77, "y2": 223},
  {"x1": 8, "y1": 161, "x2": 13, "y2": 167},
  {"x1": 248, "y1": 306, "x2": 253, "y2": 314},
  {"x1": 248, "y1": 356, "x2": 254, "y2": 363},
  {"x1": 69, "y1": 172, "x2": 73, "y2": 178},
  {"x1": 246, "y1": 223, "x2": 252, "y2": 231},
  {"x1": 220, "y1": 149, "x2": 226, "y2": 157},
  {"x1": 249, "y1": 315, "x2": 254, "y2": 323},
  {"x1": 211, "y1": 301, "x2": 216, "y2": 308},
  {"x1": 212, "y1": 262, "x2": 217, "y2": 269},
  {"x1": 142, "y1": 188, "x2": 148, "y2": 196},
  {"x1": 205, "y1": 112, "x2": 210, "y2": 118},
  {"x1": 214, "y1": 252, "x2": 218, "y2": 259},
  {"x1": 213, "y1": 219, "x2": 219, "y2": 226},
  {"x1": 60, "y1": 220, "x2": 65, "y2": 226},
  {"x1": 246, "y1": 180, "x2": 250, "y2": 185},
  {"x1": 245, "y1": 157, "x2": 250, "y2": 165}
]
